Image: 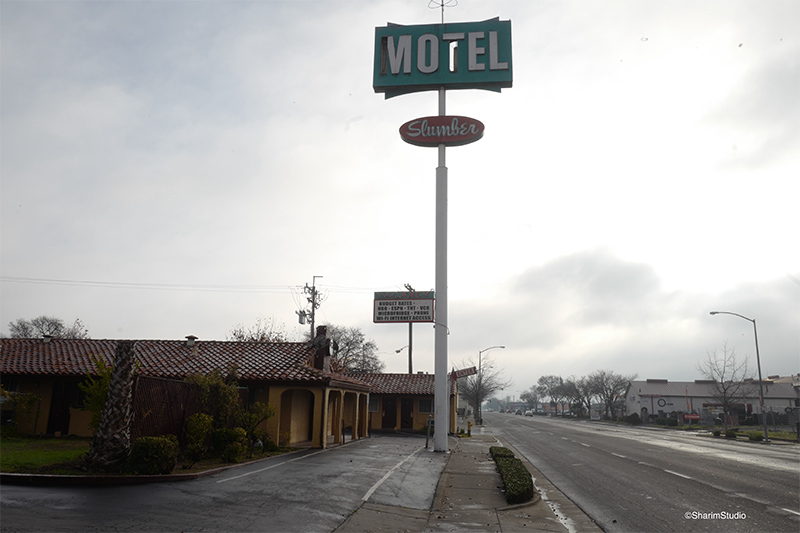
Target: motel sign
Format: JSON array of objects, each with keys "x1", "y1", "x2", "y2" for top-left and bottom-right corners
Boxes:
[{"x1": 373, "y1": 18, "x2": 512, "y2": 97}]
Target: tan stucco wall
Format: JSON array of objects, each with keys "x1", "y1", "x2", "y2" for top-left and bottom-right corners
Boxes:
[
  {"x1": 68, "y1": 408, "x2": 93, "y2": 437},
  {"x1": 367, "y1": 395, "x2": 456, "y2": 433},
  {"x1": 266, "y1": 385, "x2": 324, "y2": 447},
  {"x1": 15, "y1": 379, "x2": 52, "y2": 435}
]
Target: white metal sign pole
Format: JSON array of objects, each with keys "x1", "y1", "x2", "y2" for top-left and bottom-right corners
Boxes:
[{"x1": 434, "y1": 86, "x2": 449, "y2": 452}]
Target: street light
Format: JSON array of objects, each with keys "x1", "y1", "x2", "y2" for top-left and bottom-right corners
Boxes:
[
  {"x1": 709, "y1": 311, "x2": 769, "y2": 442},
  {"x1": 477, "y1": 345, "x2": 505, "y2": 425}
]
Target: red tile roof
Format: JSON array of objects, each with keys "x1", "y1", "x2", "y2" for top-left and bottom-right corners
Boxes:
[
  {"x1": 345, "y1": 372, "x2": 456, "y2": 396},
  {"x1": 0, "y1": 338, "x2": 370, "y2": 391}
]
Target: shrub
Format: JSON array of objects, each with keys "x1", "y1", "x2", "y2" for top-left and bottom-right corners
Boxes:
[
  {"x1": 127, "y1": 435, "x2": 179, "y2": 475},
  {"x1": 713, "y1": 430, "x2": 721, "y2": 437},
  {"x1": 655, "y1": 418, "x2": 668, "y2": 426},
  {"x1": 495, "y1": 456, "x2": 534, "y2": 504},
  {"x1": 490, "y1": 446, "x2": 515, "y2": 459},
  {"x1": 77, "y1": 354, "x2": 113, "y2": 433},
  {"x1": 186, "y1": 368, "x2": 242, "y2": 430},
  {"x1": 626, "y1": 413, "x2": 641, "y2": 425},
  {"x1": 747, "y1": 431, "x2": 764, "y2": 441},
  {"x1": 211, "y1": 427, "x2": 247, "y2": 463},
  {"x1": 667, "y1": 418, "x2": 679, "y2": 427},
  {"x1": 183, "y1": 413, "x2": 213, "y2": 467},
  {"x1": 488, "y1": 447, "x2": 533, "y2": 504},
  {"x1": 725, "y1": 430, "x2": 737, "y2": 439},
  {"x1": 240, "y1": 402, "x2": 276, "y2": 457}
]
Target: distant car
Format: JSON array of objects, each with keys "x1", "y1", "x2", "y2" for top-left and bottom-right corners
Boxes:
[
  {"x1": 515, "y1": 409, "x2": 522, "y2": 415},
  {"x1": 524, "y1": 410, "x2": 533, "y2": 417}
]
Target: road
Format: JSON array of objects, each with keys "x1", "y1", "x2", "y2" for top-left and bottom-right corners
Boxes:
[
  {"x1": 0, "y1": 434, "x2": 446, "y2": 532},
  {"x1": 486, "y1": 412, "x2": 800, "y2": 533}
]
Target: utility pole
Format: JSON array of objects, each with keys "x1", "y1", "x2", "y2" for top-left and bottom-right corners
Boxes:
[
  {"x1": 304, "y1": 276, "x2": 323, "y2": 339},
  {"x1": 404, "y1": 283, "x2": 414, "y2": 374}
]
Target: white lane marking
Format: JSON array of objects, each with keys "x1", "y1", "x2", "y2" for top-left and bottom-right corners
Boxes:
[
  {"x1": 638, "y1": 461, "x2": 656, "y2": 467},
  {"x1": 781, "y1": 508, "x2": 800, "y2": 517},
  {"x1": 580, "y1": 443, "x2": 590, "y2": 447},
  {"x1": 217, "y1": 450, "x2": 326, "y2": 483},
  {"x1": 611, "y1": 453, "x2": 627, "y2": 458},
  {"x1": 664, "y1": 469, "x2": 691, "y2": 479},
  {"x1": 362, "y1": 448, "x2": 422, "y2": 501}
]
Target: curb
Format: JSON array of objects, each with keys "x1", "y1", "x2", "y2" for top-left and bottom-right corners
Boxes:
[{"x1": 0, "y1": 449, "x2": 307, "y2": 487}]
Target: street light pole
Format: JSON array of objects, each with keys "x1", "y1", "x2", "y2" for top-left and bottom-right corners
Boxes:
[
  {"x1": 477, "y1": 345, "x2": 505, "y2": 426},
  {"x1": 710, "y1": 311, "x2": 769, "y2": 441}
]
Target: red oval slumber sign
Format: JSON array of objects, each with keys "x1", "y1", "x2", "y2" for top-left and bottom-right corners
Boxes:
[{"x1": 399, "y1": 116, "x2": 484, "y2": 147}]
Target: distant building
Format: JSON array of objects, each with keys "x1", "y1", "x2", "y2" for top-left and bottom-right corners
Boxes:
[{"x1": 625, "y1": 378, "x2": 799, "y2": 425}]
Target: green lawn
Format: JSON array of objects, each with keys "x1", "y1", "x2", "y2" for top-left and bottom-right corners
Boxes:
[
  {"x1": 0, "y1": 436, "x2": 91, "y2": 474},
  {"x1": 0, "y1": 435, "x2": 298, "y2": 475}
]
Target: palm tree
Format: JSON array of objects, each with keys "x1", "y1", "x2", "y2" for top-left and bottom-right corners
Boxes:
[{"x1": 85, "y1": 340, "x2": 136, "y2": 472}]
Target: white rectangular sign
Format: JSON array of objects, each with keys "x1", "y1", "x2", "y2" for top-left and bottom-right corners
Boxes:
[{"x1": 373, "y1": 291, "x2": 435, "y2": 323}]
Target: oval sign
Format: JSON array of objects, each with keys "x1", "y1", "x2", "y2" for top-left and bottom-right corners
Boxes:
[{"x1": 399, "y1": 116, "x2": 484, "y2": 147}]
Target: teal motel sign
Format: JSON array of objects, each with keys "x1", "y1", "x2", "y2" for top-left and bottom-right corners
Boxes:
[{"x1": 373, "y1": 18, "x2": 512, "y2": 98}]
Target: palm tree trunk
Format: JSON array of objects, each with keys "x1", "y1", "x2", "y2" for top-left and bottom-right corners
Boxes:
[{"x1": 86, "y1": 340, "x2": 136, "y2": 472}]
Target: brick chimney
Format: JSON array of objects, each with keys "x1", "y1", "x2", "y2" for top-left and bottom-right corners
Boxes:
[{"x1": 312, "y1": 326, "x2": 331, "y2": 372}]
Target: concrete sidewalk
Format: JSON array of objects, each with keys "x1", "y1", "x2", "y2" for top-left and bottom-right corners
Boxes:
[{"x1": 335, "y1": 431, "x2": 602, "y2": 532}]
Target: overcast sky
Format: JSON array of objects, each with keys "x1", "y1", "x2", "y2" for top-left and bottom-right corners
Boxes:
[{"x1": 2, "y1": 0, "x2": 798, "y2": 398}]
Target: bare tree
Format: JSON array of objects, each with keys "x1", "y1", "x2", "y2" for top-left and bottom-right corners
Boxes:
[
  {"x1": 519, "y1": 386, "x2": 540, "y2": 412},
  {"x1": 7, "y1": 315, "x2": 90, "y2": 338},
  {"x1": 536, "y1": 375, "x2": 566, "y2": 414},
  {"x1": 562, "y1": 376, "x2": 596, "y2": 418},
  {"x1": 458, "y1": 353, "x2": 512, "y2": 422},
  {"x1": 589, "y1": 370, "x2": 636, "y2": 419},
  {"x1": 305, "y1": 324, "x2": 384, "y2": 373},
  {"x1": 697, "y1": 343, "x2": 756, "y2": 431},
  {"x1": 228, "y1": 317, "x2": 289, "y2": 342}
]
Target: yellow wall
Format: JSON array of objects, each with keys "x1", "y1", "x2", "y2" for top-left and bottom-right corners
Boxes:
[
  {"x1": 267, "y1": 385, "x2": 323, "y2": 446},
  {"x1": 367, "y1": 395, "x2": 455, "y2": 433},
  {"x1": 16, "y1": 379, "x2": 52, "y2": 435},
  {"x1": 68, "y1": 408, "x2": 93, "y2": 437}
]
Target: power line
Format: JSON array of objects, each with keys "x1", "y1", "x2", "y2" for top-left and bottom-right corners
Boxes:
[
  {"x1": 1, "y1": 276, "x2": 403, "y2": 295},
  {"x1": 0, "y1": 276, "x2": 292, "y2": 294}
]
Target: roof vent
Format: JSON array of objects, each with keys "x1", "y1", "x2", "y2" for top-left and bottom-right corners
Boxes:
[
  {"x1": 43, "y1": 334, "x2": 52, "y2": 343},
  {"x1": 186, "y1": 335, "x2": 198, "y2": 347}
]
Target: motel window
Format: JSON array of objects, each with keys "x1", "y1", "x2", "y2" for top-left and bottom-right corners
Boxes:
[
  {"x1": 419, "y1": 398, "x2": 433, "y2": 413},
  {"x1": 369, "y1": 398, "x2": 380, "y2": 412}
]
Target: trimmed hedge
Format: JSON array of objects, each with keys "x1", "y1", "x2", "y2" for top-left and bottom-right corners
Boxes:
[
  {"x1": 489, "y1": 446, "x2": 515, "y2": 459},
  {"x1": 127, "y1": 435, "x2": 179, "y2": 475},
  {"x1": 489, "y1": 446, "x2": 534, "y2": 505},
  {"x1": 746, "y1": 431, "x2": 764, "y2": 441}
]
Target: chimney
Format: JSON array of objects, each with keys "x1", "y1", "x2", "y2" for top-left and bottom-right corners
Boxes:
[
  {"x1": 186, "y1": 335, "x2": 199, "y2": 357},
  {"x1": 43, "y1": 335, "x2": 52, "y2": 343},
  {"x1": 312, "y1": 326, "x2": 330, "y2": 371}
]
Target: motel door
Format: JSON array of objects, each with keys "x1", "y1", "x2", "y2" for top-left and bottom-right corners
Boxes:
[
  {"x1": 382, "y1": 397, "x2": 397, "y2": 429},
  {"x1": 401, "y1": 398, "x2": 414, "y2": 429}
]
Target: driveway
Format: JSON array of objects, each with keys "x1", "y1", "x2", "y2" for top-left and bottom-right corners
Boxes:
[{"x1": 1, "y1": 433, "x2": 447, "y2": 532}]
